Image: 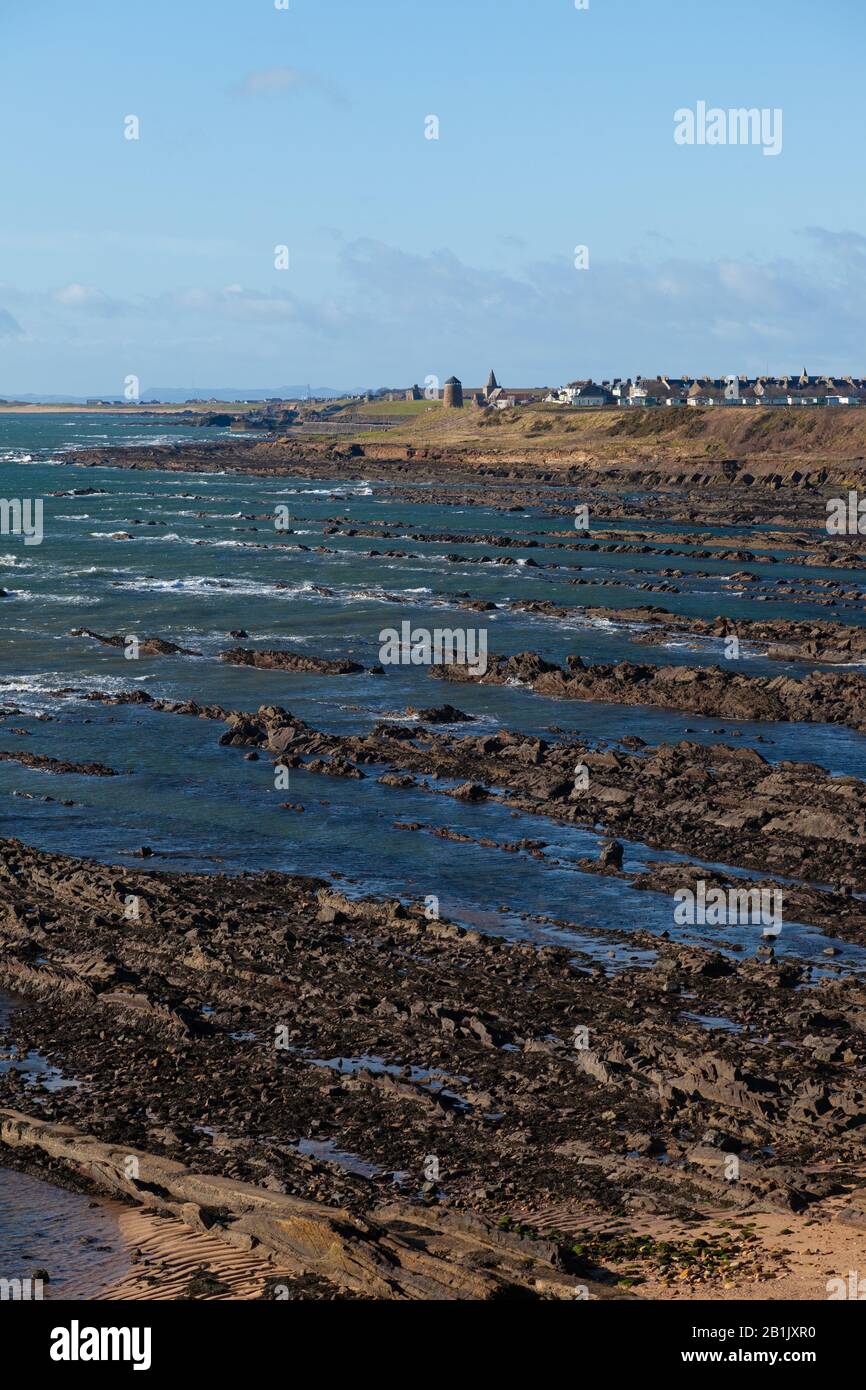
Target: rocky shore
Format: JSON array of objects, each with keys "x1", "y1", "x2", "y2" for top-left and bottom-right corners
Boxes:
[
  {"x1": 516, "y1": 604, "x2": 866, "y2": 665},
  {"x1": 5, "y1": 433, "x2": 866, "y2": 1301},
  {"x1": 3, "y1": 833, "x2": 866, "y2": 1300},
  {"x1": 600, "y1": 612, "x2": 866, "y2": 664},
  {"x1": 21, "y1": 655, "x2": 866, "y2": 922},
  {"x1": 433, "y1": 652, "x2": 866, "y2": 733},
  {"x1": 57, "y1": 411, "x2": 866, "y2": 491}
]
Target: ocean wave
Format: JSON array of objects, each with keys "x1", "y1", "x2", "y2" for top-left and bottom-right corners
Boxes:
[
  {"x1": 89, "y1": 531, "x2": 182, "y2": 542},
  {"x1": 112, "y1": 575, "x2": 320, "y2": 599},
  {"x1": 63, "y1": 566, "x2": 116, "y2": 577},
  {"x1": 0, "y1": 670, "x2": 140, "y2": 708},
  {"x1": 336, "y1": 585, "x2": 433, "y2": 605},
  {"x1": 198, "y1": 538, "x2": 268, "y2": 550},
  {"x1": 46, "y1": 593, "x2": 101, "y2": 605},
  {"x1": 229, "y1": 632, "x2": 312, "y2": 645},
  {"x1": 272, "y1": 482, "x2": 374, "y2": 497},
  {"x1": 4, "y1": 589, "x2": 100, "y2": 606},
  {"x1": 174, "y1": 510, "x2": 244, "y2": 519}
]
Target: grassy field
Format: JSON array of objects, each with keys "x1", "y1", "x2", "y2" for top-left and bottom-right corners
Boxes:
[
  {"x1": 347, "y1": 401, "x2": 866, "y2": 468},
  {"x1": 351, "y1": 399, "x2": 444, "y2": 418}
]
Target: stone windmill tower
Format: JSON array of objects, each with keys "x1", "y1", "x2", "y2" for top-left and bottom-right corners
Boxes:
[{"x1": 443, "y1": 376, "x2": 464, "y2": 409}]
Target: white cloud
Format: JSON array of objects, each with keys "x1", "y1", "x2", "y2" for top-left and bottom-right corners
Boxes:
[
  {"x1": 0, "y1": 308, "x2": 21, "y2": 337},
  {"x1": 52, "y1": 283, "x2": 121, "y2": 314},
  {"x1": 235, "y1": 67, "x2": 348, "y2": 107},
  {"x1": 2, "y1": 230, "x2": 866, "y2": 387}
]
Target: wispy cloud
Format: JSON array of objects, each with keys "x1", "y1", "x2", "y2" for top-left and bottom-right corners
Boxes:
[
  {"x1": 234, "y1": 67, "x2": 348, "y2": 107},
  {"x1": 51, "y1": 284, "x2": 124, "y2": 315},
  {"x1": 803, "y1": 226, "x2": 866, "y2": 258},
  {"x1": 2, "y1": 230, "x2": 866, "y2": 388},
  {"x1": 0, "y1": 308, "x2": 22, "y2": 337},
  {"x1": 164, "y1": 284, "x2": 341, "y2": 334}
]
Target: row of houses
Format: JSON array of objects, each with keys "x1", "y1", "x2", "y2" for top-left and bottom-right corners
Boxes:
[{"x1": 545, "y1": 372, "x2": 866, "y2": 409}]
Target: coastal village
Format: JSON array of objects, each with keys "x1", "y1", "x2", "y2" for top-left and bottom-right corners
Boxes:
[
  {"x1": 8, "y1": 369, "x2": 866, "y2": 416},
  {"x1": 388, "y1": 369, "x2": 866, "y2": 411}
]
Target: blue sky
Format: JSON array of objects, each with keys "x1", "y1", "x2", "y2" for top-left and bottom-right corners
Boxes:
[{"x1": 1, "y1": 0, "x2": 864, "y2": 393}]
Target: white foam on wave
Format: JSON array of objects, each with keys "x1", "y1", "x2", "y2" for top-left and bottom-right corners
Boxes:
[
  {"x1": 200, "y1": 538, "x2": 266, "y2": 550},
  {"x1": 335, "y1": 584, "x2": 433, "y2": 605},
  {"x1": 6, "y1": 589, "x2": 100, "y2": 606},
  {"x1": 113, "y1": 574, "x2": 320, "y2": 599},
  {"x1": 177, "y1": 511, "x2": 244, "y2": 519},
  {"x1": 0, "y1": 670, "x2": 141, "y2": 710},
  {"x1": 272, "y1": 481, "x2": 375, "y2": 498},
  {"x1": 89, "y1": 531, "x2": 182, "y2": 542},
  {"x1": 231, "y1": 631, "x2": 312, "y2": 645},
  {"x1": 47, "y1": 593, "x2": 101, "y2": 606}
]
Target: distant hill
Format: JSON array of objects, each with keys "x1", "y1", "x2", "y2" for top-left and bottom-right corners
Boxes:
[
  {"x1": 5, "y1": 386, "x2": 350, "y2": 404},
  {"x1": 141, "y1": 386, "x2": 349, "y2": 403}
]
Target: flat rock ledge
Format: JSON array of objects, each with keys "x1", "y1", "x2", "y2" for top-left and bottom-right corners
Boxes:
[{"x1": 0, "y1": 1109, "x2": 596, "y2": 1301}]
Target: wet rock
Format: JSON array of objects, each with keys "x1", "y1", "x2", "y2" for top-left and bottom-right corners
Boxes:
[
  {"x1": 451, "y1": 783, "x2": 490, "y2": 803},
  {"x1": 408, "y1": 704, "x2": 474, "y2": 724},
  {"x1": 0, "y1": 751, "x2": 119, "y2": 777},
  {"x1": 599, "y1": 841, "x2": 624, "y2": 870},
  {"x1": 70, "y1": 627, "x2": 201, "y2": 657},
  {"x1": 221, "y1": 649, "x2": 364, "y2": 675}
]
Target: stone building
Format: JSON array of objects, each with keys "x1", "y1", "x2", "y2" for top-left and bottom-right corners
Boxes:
[{"x1": 443, "y1": 376, "x2": 464, "y2": 409}]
